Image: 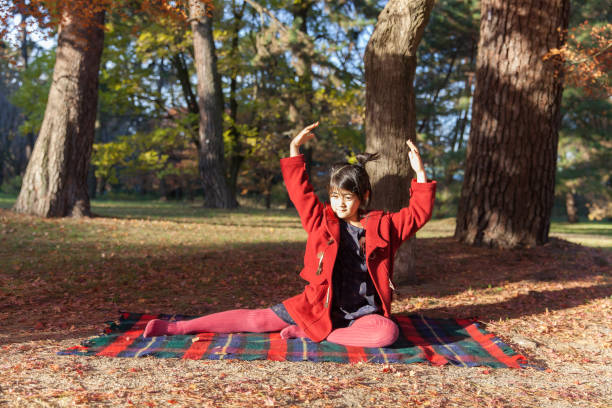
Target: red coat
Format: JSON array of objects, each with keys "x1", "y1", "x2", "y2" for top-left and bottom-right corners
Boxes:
[{"x1": 280, "y1": 155, "x2": 436, "y2": 342}]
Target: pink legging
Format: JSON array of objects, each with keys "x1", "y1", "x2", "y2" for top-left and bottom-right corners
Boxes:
[{"x1": 143, "y1": 308, "x2": 399, "y2": 348}]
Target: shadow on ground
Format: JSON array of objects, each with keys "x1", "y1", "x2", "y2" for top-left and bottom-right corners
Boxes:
[{"x1": 1, "y1": 213, "x2": 610, "y2": 345}]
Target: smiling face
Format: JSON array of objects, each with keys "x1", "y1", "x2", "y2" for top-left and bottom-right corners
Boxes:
[
  {"x1": 328, "y1": 161, "x2": 373, "y2": 222},
  {"x1": 329, "y1": 188, "x2": 366, "y2": 222}
]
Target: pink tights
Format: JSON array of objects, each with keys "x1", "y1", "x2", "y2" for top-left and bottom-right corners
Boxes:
[
  {"x1": 326, "y1": 314, "x2": 399, "y2": 347},
  {"x1": 143, "y1": 308, "x2": 288, "y2": 337},
  {"x1": 143, "y1": 309, "x2": 399, "y2": 348}
]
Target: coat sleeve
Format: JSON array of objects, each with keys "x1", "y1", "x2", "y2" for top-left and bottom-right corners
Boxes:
[
  {"x1": 389, "y1": 179, "x2": 437, "y2": 243},
  {"x1": 280, "y1": 154, "x2": 324, "y2": 233}
]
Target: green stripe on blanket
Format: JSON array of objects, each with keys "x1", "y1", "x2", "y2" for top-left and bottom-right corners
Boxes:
[{"x1": 58, "y1": 312, "x2": 530, "y2": 368}]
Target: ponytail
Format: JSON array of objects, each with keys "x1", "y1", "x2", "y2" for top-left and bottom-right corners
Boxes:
[{"x1": 355, "y1": 152, "x2": 380, "y2": 167}]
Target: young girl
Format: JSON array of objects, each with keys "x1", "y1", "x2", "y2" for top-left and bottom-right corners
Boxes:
[{"x1": 144, "y1": 121, "x2": 436, "y2": 347}]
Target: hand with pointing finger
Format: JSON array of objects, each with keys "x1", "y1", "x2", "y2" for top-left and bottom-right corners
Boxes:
[{"x1": 290, "y1": 121, "x2": 319, "y2": 157}]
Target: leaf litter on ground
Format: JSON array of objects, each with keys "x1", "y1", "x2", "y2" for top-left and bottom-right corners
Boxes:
[{"x1": 0, "y1": 206, "x2": 611, "y2": 407}]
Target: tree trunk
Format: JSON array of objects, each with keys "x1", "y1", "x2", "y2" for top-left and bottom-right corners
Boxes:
[
  {"x1": 227, "y1": 1, "x2": 246, "y2": 201},
  {"x1": 365, "y1": 0, "x2": 435, "y2": 284},
  {"x1": 189, "y1": 0, "x2": 236, "y2": 208},
  {"x1": 171, "y1": 52, "x2": 199, "y2": 116},
  {"x1": 450, "y1": 40, "x2": 477, "y2": 154},
  {"x1": 13, "y1": 9, "x2": 105, "y2": 217},
  {"x1": 565, "y1": 191, "x2": 578, "y2": 223},
  {"x1": 289, "y1": 0, "x2": 316, "y2": 176},
  {"x1": 0, "y1": 85, "x2": 20, "y2": 188},
  {"x1": 21, "y1": 13, "x2": 29, "y2": 69},
  {"x1": 454, "y1": 0, "x2": 570, "y2": 248}
]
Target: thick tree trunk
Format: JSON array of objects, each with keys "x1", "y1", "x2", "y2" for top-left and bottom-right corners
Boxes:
[
  {"x1": 365, "y1": 0, "x2": 435, "y2": 284},
  {"x1": 454, "y1": 0, "x2": 570, "y2": 248},
  {"x1": 189, "y1": 0, "x2": 237, "y2": 208},
  {"x1": 13, "y1": 9, "x2": 105, "y2": 217}
]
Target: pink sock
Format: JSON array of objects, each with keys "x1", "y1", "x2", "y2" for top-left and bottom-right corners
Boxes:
[
  {"x1": 143, "y1": 308, "x2": 290, "y2": 337},
  {"x1": 326, "y1": 314, "x2": 399, "y2": 347}
]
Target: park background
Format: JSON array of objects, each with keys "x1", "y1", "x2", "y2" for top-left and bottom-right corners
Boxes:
[
  {"x1": 0, "y1": 0, "x2": 611, "y2": 407},
  {"x1": 1, "y1": 0, "x2": 609, "y2": 223}
]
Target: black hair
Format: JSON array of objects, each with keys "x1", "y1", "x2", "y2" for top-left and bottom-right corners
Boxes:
[{"x1": 328, "y1": 152, "x2": 379, "y2": 209}]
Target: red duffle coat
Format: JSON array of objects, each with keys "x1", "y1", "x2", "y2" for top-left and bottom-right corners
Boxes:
[{"x1": 280, "y1": 155, "x2": 437, "y2": 342}]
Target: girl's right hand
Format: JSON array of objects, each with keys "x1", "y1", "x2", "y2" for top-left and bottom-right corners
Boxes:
[{"x1": 290, "y1": 121, "x2": 319, "y2": 157}]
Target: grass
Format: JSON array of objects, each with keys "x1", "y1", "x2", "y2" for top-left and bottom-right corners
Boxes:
[
  {"x1": 418, "y1": 217, "x2": 612, "y2": 250},
  {"x1": 2, "y1": 192, "x2": 610, "y2": 248},
  {"x1": 0, "y1": 192, "x2": 15, "y2": 209},
  {"x1": 0, "y1": 196, "x2": 611, "y2": 407}
]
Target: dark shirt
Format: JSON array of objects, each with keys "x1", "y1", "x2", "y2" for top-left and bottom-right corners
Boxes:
[{"x1": 331, "y1": 220, "x2": 381, "y2": 327}]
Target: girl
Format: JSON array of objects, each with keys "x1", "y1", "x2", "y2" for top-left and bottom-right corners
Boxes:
[{"x1": 144, "y1": 121, "x2": 436, "y2": 347}]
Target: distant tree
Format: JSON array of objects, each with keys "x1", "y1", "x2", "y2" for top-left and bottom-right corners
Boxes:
[
  {"x1": 556, "y1": 90, "x2": 611, "y2": 222},
  {"x1": 2, "y1": 0, "x2": 188, "y2": 217},
  {"x1": 12, "y1": 3, "x2": 106, "y2": 217},
  {"x1": 189, "y1": 0, "x2": 236, "y2": 208},
  {"x1": 413, "y1": 0, "x2": 480, "y2": 217},
  {"x1": 365, "y1": 0, "x2": 435, "y2": 283},
  {"x1": 455, "y1": 0, "x2": 571, "y2": 248},
  {"x1": 545, "y1": 23, "x2": 611, "y2": 98},
  {"x1": 91, "y1": 125, "x2": 198, "y2": 197},
  {"x1": 553, "y1": 2, "x2": 611, "y2": 222},
  {"x1": 224, "y1": 0, "x2": 374, "y2": 204},
  {"x1": 0, "y1": 41, "x2": 23, "y2": 188}
]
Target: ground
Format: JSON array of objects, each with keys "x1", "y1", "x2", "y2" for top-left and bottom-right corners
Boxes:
[{"x1": 0, "y1": 197, "x2": 610, "y2": 407}]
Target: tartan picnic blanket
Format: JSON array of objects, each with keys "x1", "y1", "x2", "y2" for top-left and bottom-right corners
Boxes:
[{"x1": 58, "y1": 312, "x2": 529, "y2": 368}]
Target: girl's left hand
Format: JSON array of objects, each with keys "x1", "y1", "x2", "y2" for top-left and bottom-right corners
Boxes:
[{"x1": 406, "y1": 139, "x2": 426, "y2": 182}]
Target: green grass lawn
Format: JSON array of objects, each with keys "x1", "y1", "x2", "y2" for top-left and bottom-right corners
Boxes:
[
  {"x1": 417, "y1": 217, "x2": 612, "y2": 250},
  {"x1": 1, "y1": 192, "x2": 610, "y2": 249},
  {"x1": 0, "y1": 193, "x2": 15, "y2": 209}
]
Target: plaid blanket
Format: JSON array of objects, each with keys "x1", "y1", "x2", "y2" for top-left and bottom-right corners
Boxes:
[{"x1": 58, "y1": 312, "x2": 528, "y2": 368}]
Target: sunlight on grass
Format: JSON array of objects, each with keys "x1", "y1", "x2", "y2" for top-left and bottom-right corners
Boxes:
[
  {"x1": 0, "y1": 193, "x2": 16, "y2": 209},
  {"x1": 417, "y1": 217, "x2": 456, "y2": 238},
  {"x1": 419, "y1": 217, "x2": 612, "y2": 249},
  {"x1": 550, "y1": 221, "x2": 612, "y2": 237},
  {"x1": 91, "y1": 199, "x2": 299, "y2": 228},
  {"x1": 1, "y1": 197, "x2": 610, "y2": 250}
]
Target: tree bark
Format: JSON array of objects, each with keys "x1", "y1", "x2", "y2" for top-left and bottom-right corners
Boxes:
[
  {"x1": 0, "y1": 84, "x2": 21, "y2": 188},
  {"x1": 365, "y1": 0, "x2": 435, "y2": 284},
  {"x1": 454, "y1": 0, "x2": 570, "y2": 248},
  {"x1": 565, "y1": 191, "x2": 578, "y2": 223},
  {"x1": 289, "y1": 0, "x2": 316, "y2": 178},
  {"x1": 227, "y1": 1, "x2": 246, "y2": 201},
  {"x1": 189, "y1": 0, "x2": 236, "y2": 208},
  {"x1": 13, "y1": 9, "x2": 105, "y2": 217}
]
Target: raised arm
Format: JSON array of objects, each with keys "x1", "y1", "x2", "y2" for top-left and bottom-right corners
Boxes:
[
  {"x1": 281, "y1": 122, "x2": 325, "y2": 233},
  {"x1": 389, "y1": 140, "x2": 436, "y2": 242}
]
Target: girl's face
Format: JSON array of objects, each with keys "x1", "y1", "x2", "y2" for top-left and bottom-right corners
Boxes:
[{"x1": 329, "y1": 188, "x2": 362, "y2": 222}]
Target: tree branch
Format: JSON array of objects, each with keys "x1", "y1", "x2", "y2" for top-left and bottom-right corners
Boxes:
[{"x1": 242, "y1": 0, "x2": 289, "y2": 33}]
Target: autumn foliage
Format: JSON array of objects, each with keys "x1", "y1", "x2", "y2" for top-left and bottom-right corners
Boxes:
[
  {"x1": 0, "y1": 0, "x2": 197, "y2": 44},
  {"x1": 545, "y1": 22, "x2": 612, "y2": 96}
]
